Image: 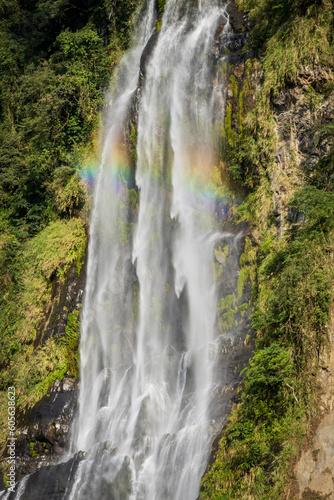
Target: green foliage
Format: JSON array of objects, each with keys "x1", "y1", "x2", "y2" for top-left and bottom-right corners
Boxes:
[
  {"x1": 242, "y1": 345, "x2": 295, "y2": 414},
  {"x1": 202, "y1": 2, "x2": 334, "y2": 497},
  {"x1": 28, "y1": 442, "x2": 39, "y2": 458},
  {"x1": 200, "y1": 344, "x2": 306, "y2": 499},
  {"x1": 226, "y1": 0, "x2": 334, "y2": 188},
  {"x1": 129, "y1": 123, "x2": 138, "y2": 164},
  {"x1": 262, "y1": 16, "x2": 333, "y2": 103},
  {"x1": 254, "y1": 187, "x2": 334, "y2": 362},
  {"x1": 229, "y1": 74, "x2": 238, "y2": 99},
  {"x1": 222, "y1": 62, "x2": 275, "y2": 189},
  {"x1": 128, "y1": 188, "x2": 138, "y2": 208},
  {"x1": 61, "y1": 308, "x2": 80, "y2": 378},
  {"x1": 0, "y1": 0, "x2": 140, "y2": 235},
  {"x1": 0, "y1": 0, "x2": 140, "y2": 447},
  {"x1": 157, "y1": 0, "x2": 166, "y2": 16},
  {"x1": 0, "y1": 218, "x2": 86, "y2": 445},
  {"x1": 27, "y1": 218, "x2": 86, "y2": 280},
  {"x1": 0, "y1": 218, "x2": 86, "y2": 367},
  {"x1": 202, "y1": 169, "x2": 334, "y2": 500},
  {"x1": 237, "y1": 0, "x2": 333, "y2": 47},
  {"x1": 204, "y1": 184, "x2": 334, "y2": 496}
]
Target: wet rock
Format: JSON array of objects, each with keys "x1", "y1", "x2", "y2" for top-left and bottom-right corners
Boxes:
[
  {"x1": 13, "y1": 378, "x2": 79, "y2": 481},
  {"x1": 139, "y1": 31, "x2": 160, "y2": 81},
  {"x1": 69, "y1": 448, "x2": 132, "y2": 500},
  {"x1": 214, "y1": 16, "x2": 228, "y2": 44},
  {"x1": 233, "y1": 61, "x2": 245, "y2": 79},
  {"x1": 226, "y1": 2, "x2": 252, "y2": 33},
  {"x1": 221, "y1": 32, "x2": 249, "y2": 54},
  {"x1": 3, "y1": 451, "x2": 86, "y2": 500},
  {"x1": 38, "y1": 255, "x2": 87, "y2": 344}
]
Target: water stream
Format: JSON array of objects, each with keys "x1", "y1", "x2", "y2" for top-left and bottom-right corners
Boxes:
[{"x1": 69, "y1": 1, "x2": 233, "y2": 499}]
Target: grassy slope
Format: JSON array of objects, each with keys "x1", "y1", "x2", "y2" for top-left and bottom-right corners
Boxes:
[{"x1": 200, "y1": 0, "x2": 334, "y2": 498}]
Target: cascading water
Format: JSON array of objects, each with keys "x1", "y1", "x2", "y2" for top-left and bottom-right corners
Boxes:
[{"x1": 70, "y1": 1, "x2": 236, "y2": 499}]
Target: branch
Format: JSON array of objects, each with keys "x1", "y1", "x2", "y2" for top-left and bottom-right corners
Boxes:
[{"x1": 286, "y1": 383, "x2": 299, "y2": 404}]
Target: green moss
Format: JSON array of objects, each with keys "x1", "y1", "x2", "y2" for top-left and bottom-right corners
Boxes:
[
  {"x1": 237, "y1": 79, "x2": 249, "y2": 133},
  {"x1": 219, "y1": 60, "x2": 228, "y2": 76},
  {"x1": 129, "y1": 123, "x2": 137, "y2": 164},
  {"x1": 202, "y1": 3, "x2": 334, "y2": 496},
  {"x1": 118, "y1": 218, "x2": 130, "y2": 245},
  {"x1": 157, "y1": 0, "x2": 166, "y2": 15},
  {"x1": 239, "y1": 302, "x2": 249, "y2": 318},
  {"x1": 261, "y1": 16, "x2": 334, "y2": 104},
  {"x1": 215, "y1": 244, "x2": 229, "y2": 262},
  {"x1": 237, "y1": 238, "x2": 257, "y2": 299},
  {"x1": 224, "y1": 105, "x2": 232, "y2": 139},
  {"x1": 229, "y1": 74, "x2": 238, "y2": 99},
  {"x1": 0, "y1": 217, "x2": 86, "y2": 445},
  {"x1": 28, "y1": 442, "x2": 39, "y2": 458},
  {"x1": 219, "y1": 308, "x2": 236, "y2": 332},
  {"x1": 26, "y1": 218, "x2": 87, "y2": 281},
  {"x1": 218, "y1": 294, "x2": 240, "y2": 333},
  {"x1": 214, "y1": 262, "x2": 223, "y2": 280},
  {"x1": 127, "y1": 188, "x2": 138, "y2": 208},
  {"x1": 304, "y1": 85, "x2": 323, "y2": 111},
  {"x1": 62, "y1": 308, "x2": 81, "y2": 378},
  {"x1": 218, "y1": 294, "x2": 237, "y2": 311}
]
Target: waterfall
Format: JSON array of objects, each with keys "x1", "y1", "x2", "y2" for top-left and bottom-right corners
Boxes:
[{"x1": 70, "y1": 1, "x2": 234, "y2": 499}]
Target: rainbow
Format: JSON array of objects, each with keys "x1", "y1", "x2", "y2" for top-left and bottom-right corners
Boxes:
[{"x1": 78, "y1": 138, "x2": 238, "y2": 216}]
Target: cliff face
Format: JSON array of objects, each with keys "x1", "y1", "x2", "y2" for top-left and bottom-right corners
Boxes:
[
  {"x1": 201, "y1": 0, "x2": 334, "y2": 498},
  {"x1": 292, "y1": 323, "x2": 334, "y2": 500},
  {"x1": 271, "y1": 66, "x2": 334, "y2": 237}
]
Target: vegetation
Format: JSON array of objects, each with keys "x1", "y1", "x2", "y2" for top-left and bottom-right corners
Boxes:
[
  {"x1": 62, "y1": 308, "x2": 81, "y2": 378},
  {"x1": 201, "y1": 187, "x2": 334, "y2": 499},
  {"x1": 201, "y1": 0, "x2": 334, "y2": 497},
  {"x1": 0, "y1": 218, "x2": 86, "y2": 445},
  {"x1": 0, "y1": 0, "x2": 140, "y2": 447}
]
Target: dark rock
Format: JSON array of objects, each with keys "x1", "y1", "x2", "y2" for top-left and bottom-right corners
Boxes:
[
  {"x1": 139, "y1": 31, "x2": 160, "y2": 81},
  {"x1": 270, "y1": 66, "x2": 334, "y2": 236},
  {"x1": 4, "y1": 451, "x2": 86, "y2": 500},
  {"x1": 13, "y1": 379, "x2": 79, "y2": 481},
  {"x1": 226, "y1": 2, "x2": 252, "y2": 33},
  {"x1": 219, "y1": 32, "x2": 249, "y2": 55},
  {"x1": 36, "y1": 254, "x2": 87, "y2": 345},
  {"x1": 288, "y1": 207, "x2": 306, "y2": 225}
]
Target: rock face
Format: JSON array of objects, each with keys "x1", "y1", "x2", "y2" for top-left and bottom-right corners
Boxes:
[
  {"x1": 0, "y1": 251, "x2": 85, "y2": 488},
  {"x1": 11, "y1": 378, "x2": 79, "y2": 482},
  {"x1": 213, "y1": 2, "x2": 334, "y2": 495},
  {"x1": 39, "y1": 256, "x2": 87, "y2": 344},
  {"x1": 5, "y1": 451, "x2": 86, "y2": 500},
  {"x1": 139, "y1": 31, "x2": 159, "y2": 80},
  {"x1": 271, "y1": 67, "x2": 334, "y2": 237},
  {"x1": 289, "y1": 324, "x2": 334, "y2": 500}
]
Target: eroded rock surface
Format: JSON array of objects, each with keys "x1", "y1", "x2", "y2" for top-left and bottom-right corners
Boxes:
[
  {"x1": 271, "y1": 67, "x2": 334, "y2": 236},
  {"x1": 291, "y1": 326, "x2": 334, "y2": 500}
]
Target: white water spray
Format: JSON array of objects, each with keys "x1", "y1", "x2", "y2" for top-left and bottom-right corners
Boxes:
[{"x1": 71, "y1": 1, "x2": 233, "y2": 499}]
